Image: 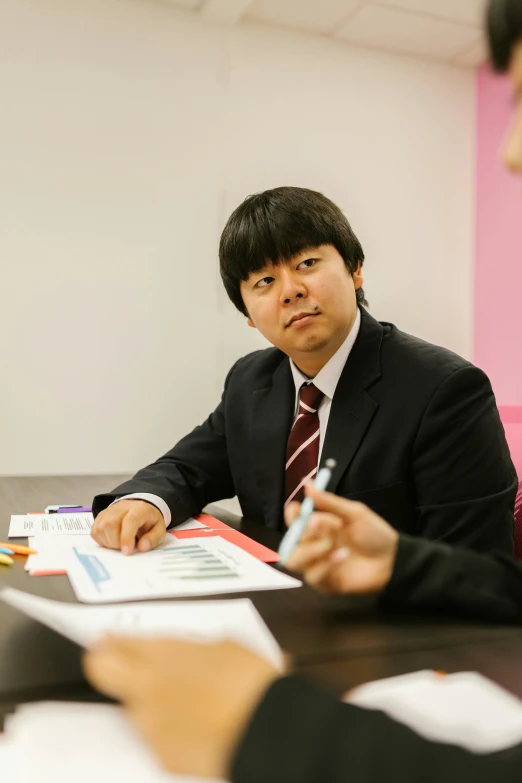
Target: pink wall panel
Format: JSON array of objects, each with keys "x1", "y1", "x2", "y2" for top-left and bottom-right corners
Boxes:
[{"x1": 475, "y1": 66, "x2": 522, "y2": 405}]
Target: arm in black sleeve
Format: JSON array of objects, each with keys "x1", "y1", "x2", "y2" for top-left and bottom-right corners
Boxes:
[
  {"x1": 412, "y1": 365, "x2": 516, "y2": 553},
  {"x1": 232, "y1": 676, "x2": 522, "y2": 783},
  {"x1": 381, "y1": 535, "x2": 522, "y2": 623},
  {"x1": 92, "y1": 361, "x2": 239, "y2": 527}
]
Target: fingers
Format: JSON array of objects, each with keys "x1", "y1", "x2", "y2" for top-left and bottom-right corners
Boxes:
[
  {"x1": 286, "y1": 536, "x2": 334, "y2": 573},
  {"x1": 137, "y1": 519, "x2": 167, "y2": 553},
  {"x1": 300, "y1": 512, "x2": 342, "y2": 542},
  {"x1": 91, "y1": 505, "x2": 126, "y2": 549},
  {"x1": 120, "y1": 512, "x2": 142, "y2": 555},
  {"x1": 304, "y1": 485, "x2": 366, "y2": 522},
  {"x1": 284, "y1": 502, "x2": 301, "y2": 529},
  {"x1": 92, "y1": 501, "x2": 165, "y2": 555},
  {"x1": 84, "y1": 637, "x2": 148, "y2": 701}
]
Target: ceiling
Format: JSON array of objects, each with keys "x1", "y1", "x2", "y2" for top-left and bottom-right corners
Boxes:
[{"x1": 152, "y1": 0, "x2": 488, "y2": 67}]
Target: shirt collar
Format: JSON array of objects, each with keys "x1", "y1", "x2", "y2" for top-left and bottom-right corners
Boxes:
[{"x1": 289, "y1": 307, "x2": 361, "y2": 401}]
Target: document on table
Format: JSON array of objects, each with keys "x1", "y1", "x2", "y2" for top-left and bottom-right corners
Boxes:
[
  {"x1": 25, "y1": 534, "x2": 100, "y2": 574},
  {"x1": 64, "y1": 535, "x2": 300, "y2": 603},
  {"x1": 346, "y1": 670, "x2": 522, "y2": 754},
  {"x1": 0, "y1": 586, "x2": 283, "y2": 669},
  {"x1": 24, "y1": 520, "x2": 210, "y2": 575},
  {"x1": 8, "y1": 512, "x2": 93, "y2": 537},
  {"x1": 1, "y1": 701, "x2": 227, "y2": 782}
]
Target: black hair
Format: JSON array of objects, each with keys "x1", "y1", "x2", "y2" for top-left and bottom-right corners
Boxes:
[
  {"x1": 487, "y1": 0, "x2": 522, "y2": 72},
  {"x1": 219, "y1": 186, "x2": 366, "y2": 317}
]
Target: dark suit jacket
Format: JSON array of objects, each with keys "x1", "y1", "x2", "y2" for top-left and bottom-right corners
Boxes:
[
  {"x1": 93, "y1": 307, "x2": 516, "y2": 552},
  {"x1": 381, "y1": 534, "x2": 522, "y2": 623},
  {"x1": 232, "y1": 675, "x2": 522, "y2": 783},
  {"x1": 232, "y1": 542, "x2": 522, "y2": 783}
]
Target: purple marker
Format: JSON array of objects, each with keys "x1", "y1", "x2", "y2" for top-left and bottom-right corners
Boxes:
[{"x1": 56, "y1": 506, "x2": 92, "y2": 514}]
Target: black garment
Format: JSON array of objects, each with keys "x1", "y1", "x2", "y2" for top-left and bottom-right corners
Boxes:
[
  {"x1": 93, "y1": 307, "x2": 516, "y2": 551},
  {"x1": 231, "y1": 676, "x2": 522, "y2": 783},
  {"x1": 381, "y1": 534, "x2": 522, "y2": 623}
]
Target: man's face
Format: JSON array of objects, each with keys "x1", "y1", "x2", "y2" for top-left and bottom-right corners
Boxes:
[
  {"x1": 504, "y1": 41, "x2": 522, "y2": 175},
  {"x1": 239, "y1": 244, "x2": 363, "y2": 375}
]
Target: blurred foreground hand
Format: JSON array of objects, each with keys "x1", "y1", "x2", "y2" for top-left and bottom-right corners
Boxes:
[{"x1": 84, "y1": 637, "x2": 280, "y2": 779}]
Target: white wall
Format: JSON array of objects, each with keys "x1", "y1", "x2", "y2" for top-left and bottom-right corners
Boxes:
[{"x1": 0, "y1": 0, "x2": 475, "y2": 475}]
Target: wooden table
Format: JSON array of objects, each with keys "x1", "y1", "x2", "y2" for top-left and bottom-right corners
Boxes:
[{"x1": 2, "y1": 476, "x2": 522, "y2": 723}]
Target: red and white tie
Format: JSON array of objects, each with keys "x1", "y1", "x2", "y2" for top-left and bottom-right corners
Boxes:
[{"x1": 284, "y1": 383, "x2": 324, "y2": 508}]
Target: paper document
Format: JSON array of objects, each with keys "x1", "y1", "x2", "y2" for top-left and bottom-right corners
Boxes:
[
  {"x1": 0, "y1": 701, "x2": 226, "y2": 782},
  {"x1": 24, "y1": 524, "x2": 207, "y2": 575},
  {"x1": 25, "y1": 534, "x2": 101, "y2": 575},
  {"x1": 174, "y1": 518, "x2": 211, "y2": 531},
  {"x1": 0, "y1": 586, "x2": 283, "y2": 669},
  {"x1": 9, "y1": 512, "x2": 93, "y2": 537},
  {"x1": 64, "y1": 535, "x2": 300, "y2": 603},
  {"x1": 346, "y1": 670, "x2": 522, "y2": 753}
]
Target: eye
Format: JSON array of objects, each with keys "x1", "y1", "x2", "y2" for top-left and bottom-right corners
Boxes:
[
  {"x1": 255, "y1": 276, "x2": 274, "y2": 289},
  {"x1": 297, "y1": 258, "x2": 317, "y2": 270}
]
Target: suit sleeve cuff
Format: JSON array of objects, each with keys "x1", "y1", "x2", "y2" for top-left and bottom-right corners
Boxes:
[{"x1": 111, "y1": 493, "x2": 172, "y2": 527}]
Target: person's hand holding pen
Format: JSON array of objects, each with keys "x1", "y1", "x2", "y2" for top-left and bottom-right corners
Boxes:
[{"x1": 284, "y1": 485, "x2": 399, "y2": 596}]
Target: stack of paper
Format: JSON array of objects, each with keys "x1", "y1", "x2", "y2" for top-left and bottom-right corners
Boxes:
[{"x1": 0, "y1": 701, "x2": 226, "y2": 782}]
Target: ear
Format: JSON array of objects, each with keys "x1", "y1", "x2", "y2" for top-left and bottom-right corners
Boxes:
[
  {"x1": 247, "y1": 317, "x2": 257, "y2": 329},
  {"x1": 353, "y1": 260, "x2": 364, "y2": 291}
]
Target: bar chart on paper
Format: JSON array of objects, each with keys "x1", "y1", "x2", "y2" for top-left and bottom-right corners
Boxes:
[
  {"x1": 154, "y1": 543, "x2": 241, "y2": 582},
  {"x1": 65, "y1": 536, "x2": 301, "y2": 603}
]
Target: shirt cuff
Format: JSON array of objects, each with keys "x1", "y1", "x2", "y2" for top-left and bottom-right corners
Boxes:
[{"x1": 111, "y1": 493, "x2": 172, "y2": 527}]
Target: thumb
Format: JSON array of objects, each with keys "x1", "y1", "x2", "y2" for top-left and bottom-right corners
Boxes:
[
  {"x1": 137, "y1": 520, "x2": 167, "y2": 552},
  {"x1": 284, "y1": 501, "x2": 302, "y2": 529}
]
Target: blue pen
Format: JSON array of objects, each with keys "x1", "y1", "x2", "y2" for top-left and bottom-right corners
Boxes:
[
  {"x1": 0, "y1": 546, "x2": 14, "y2": 556},
  {"x1": 278, "y1": 458, "x2": 337, "y2": 566}
]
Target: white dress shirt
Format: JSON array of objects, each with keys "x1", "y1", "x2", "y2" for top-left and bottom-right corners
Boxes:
[{"x1": 115, "y1": 309, "x2": 362, "y2": 527}]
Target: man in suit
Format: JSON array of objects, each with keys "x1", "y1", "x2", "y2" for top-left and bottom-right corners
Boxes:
[
  {"x1": 83, "y1": 1, "x2": 522, "y2": 781},
  {"x1": 91, "y1": 187, "x2": 516, "y2": 555}
]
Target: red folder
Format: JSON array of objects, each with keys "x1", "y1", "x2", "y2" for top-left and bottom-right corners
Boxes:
[{"x1": 170, "y1": 514, "x2": 280, "y2": 563}]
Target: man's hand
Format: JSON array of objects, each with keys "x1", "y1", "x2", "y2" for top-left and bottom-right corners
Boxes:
[
  {"x1": 91, "y1": 500, "x2": 166, "y2": 555},
  {"x1": 84, "y1": 637, "x2": 280, "y2": 779},
  {"x1": 285, "y1": 485, "x2": 399, "y2": 595}
]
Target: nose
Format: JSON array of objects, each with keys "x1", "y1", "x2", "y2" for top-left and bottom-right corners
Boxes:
[
  {"x1": 279, "y1": 266, "x2": 306, "y2": 304},
  {"x1": 502, "y1": 116, "x2": 522, "y2": 175}
]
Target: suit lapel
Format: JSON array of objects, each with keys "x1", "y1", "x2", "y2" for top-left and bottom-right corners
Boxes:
[
  {"x1": 322, "y1": 308, "x2": 383, "y2": 494},
  {"x1": 250, "y1": 358, "x2": 294, "y2": 530}
]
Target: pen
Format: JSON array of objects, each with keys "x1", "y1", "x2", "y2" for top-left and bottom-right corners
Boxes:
[
  {"x1": 0, "y1": 554, "x2": 14, "y2": 566},
  {"x1": 0, "y1": 542, "x2": 37, "y2": 556},
  {"x1": 0, "y1": 546, "x2": 15, "y2": 556},
  {"x1": 278, "y1": 458, "x2": 337, "y2": 567}
]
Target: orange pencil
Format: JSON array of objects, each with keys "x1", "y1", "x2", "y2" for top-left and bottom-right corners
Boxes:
[{"x1": 0, "y1": 542, "x2": 37, "y2": 555}]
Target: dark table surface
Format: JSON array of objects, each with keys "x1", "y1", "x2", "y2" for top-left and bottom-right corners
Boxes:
[{"x1": 2, "y1": 476, "x2": 522, "y2": 722}]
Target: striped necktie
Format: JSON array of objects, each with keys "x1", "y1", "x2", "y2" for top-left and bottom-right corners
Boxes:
[{"x1": 284, "y1": 383, "x2": 324, "y2": 508}]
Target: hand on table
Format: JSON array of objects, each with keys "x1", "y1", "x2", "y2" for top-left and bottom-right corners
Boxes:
[
  {"x1": 91, "y1": 500, "x2": 166, "y2": 555},
  {"x1": 84, "y1": 637, "x2": 279, "y2": 779},
  {"x1": 284, "y1": 486, "x2": 399, "y2": 596}
]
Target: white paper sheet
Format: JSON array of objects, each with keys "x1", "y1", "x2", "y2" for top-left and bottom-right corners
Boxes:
[
  {"x1": 24, "y1": 521, "x2": 209, "y2": 573},
  {"x1": 175, "y1": 518, "x2": 211, "y2": 531},
  {"x1": 9, "y1": 512, "x2": 93, "y2": 537},
  {"x1": 25, "y1": 534, "x2": 101, "y2": 573},
  {"x1": 63, "y1": 535, "x2": 301, "y2": 603},
  {"x1": 346, "y1": 670, "x2": 522, "y2": 753},
  {"x1": 0, "y1": 586, "x2": 284, "y2": 669},
  {"x1": 1, "y1": 701, "x2": 226, "y2": 782}
]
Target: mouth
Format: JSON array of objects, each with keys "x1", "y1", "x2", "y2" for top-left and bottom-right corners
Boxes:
[{"x1": 286, "y1": 312, "x2": 320, "y2": 328}]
